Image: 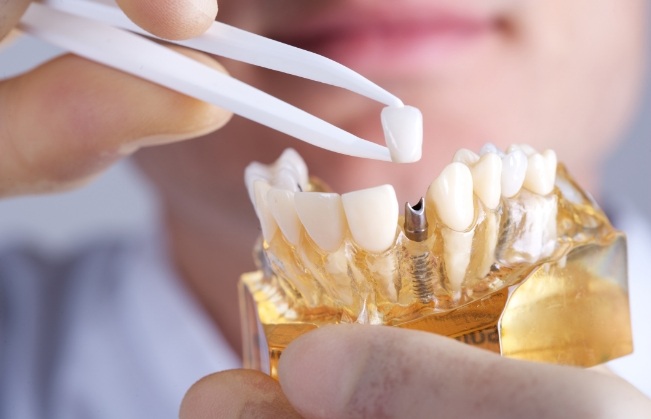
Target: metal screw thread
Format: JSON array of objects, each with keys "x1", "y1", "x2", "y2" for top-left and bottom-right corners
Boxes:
[{"x1": 410, "y1": 251, "x2": 435, "y2": 303}]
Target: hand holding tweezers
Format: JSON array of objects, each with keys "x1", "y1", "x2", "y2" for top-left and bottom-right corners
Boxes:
[{"x1": 17, "y1": 0, "x2": 422, "y2": 162}]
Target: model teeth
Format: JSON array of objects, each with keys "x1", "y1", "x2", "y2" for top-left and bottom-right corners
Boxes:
[
  {"x1": 501, "y1": 149, "x2": 528, "y2": 198},
  {"x1": 381, "y1": 105, "x2": 423, "y2": 163},
  {"x1": 427, "y1": 162, "x2": 475, "y2": 232},
  {"x1": 479, "y1": 143, "x2": 503, "y2": 156},
  {"x1": 442, "y1": 229, "x2": 473, "y2": 295},
  {"x1": 523, "y1": 150, "x2": 557, "y2": 195},
  {"x1": 267, "y1": 189, "x2": 302, "y2": 245},
  {"x1": 252, "y1": 180, "x2": 278, "y2": 243},
  {"x1": 470, "y1": 153, "x2": 502, "y2": 210},
  {"x1": 342, "y1": 185, "x2": 399, "y2": 253},
  {"x1": 295, "y1": 192, "x2": 347, "y2": 252},
  {"x1": 453, "y1": 148, "x2": 480, "y2": 166}
]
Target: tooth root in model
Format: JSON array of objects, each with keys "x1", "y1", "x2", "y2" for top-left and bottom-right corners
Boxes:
[
  {"x1": 426, "y1": 162, "x2": 475, "y2": 297},
  {"x1": 342, "y1": 185, "x2": 400, "y2": 303},
  {"x1": 294, "y1": 192, "x2": 354, "y2": 306}
]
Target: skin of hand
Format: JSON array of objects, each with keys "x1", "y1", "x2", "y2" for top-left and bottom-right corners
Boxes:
[
  {"x1": 0, "y1": 0, "x2": 228, "y2": 197},
  {"x1": 180, "y1": 325, "x2": 651, "y2": 419}
]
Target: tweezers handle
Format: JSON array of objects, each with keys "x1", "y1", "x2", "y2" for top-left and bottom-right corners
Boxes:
[{"x1": 19, "y1": 3, "x2": 392, "y2": 160}]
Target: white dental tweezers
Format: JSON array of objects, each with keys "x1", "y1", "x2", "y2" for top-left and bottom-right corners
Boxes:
[{"x1": 16, "y1": 0, "x2": 410, "y2": 161}]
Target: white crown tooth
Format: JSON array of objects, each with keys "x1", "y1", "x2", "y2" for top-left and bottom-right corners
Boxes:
[
  {"x1": 252, "y1": 180, "x2": 278, "y2": 243},
  {"x1": 276, "y1": 148, "x2": 309, "y2": 191},
  {"x1": 452, "y1": 148, "x2": 480, "y2": 166},
  {"x1": 244, "y1": 162, "x2": 271, "y2": 203},
  {"x1": 471, "y1": 153, "x2": 502, "y2": 210},
  {"x1": 381, "y1": 105, "x2": 423, "y2": 163},
  {"x1": 426, "y1": 163, "x2": 474, "y2": 232},
  {"x1": 507, "y1": 143, "x2": 537, "y2": 156},
  {"x1": 501, "y1": 149, "x2": 527, "y2": 198},
  {"x1": 479, "y1": 143, "x2": 504, "y2": 157},
  {"x1": 524, "y1": 152, "x2": 556, "y2": 195},
  {"x1": 267, "y1": 189, "x2": 301, "y2": 245},
  {"x1": 342, "y1": 185, "x2": 399, "y2": 253},
  {"x1": 295, "y1": 192, "x2": 347, "y2": 252}
]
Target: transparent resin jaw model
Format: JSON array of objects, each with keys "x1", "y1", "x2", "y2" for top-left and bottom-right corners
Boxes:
[{"x1": 239, "y1": 145, "x2": 632, "y2": 378}]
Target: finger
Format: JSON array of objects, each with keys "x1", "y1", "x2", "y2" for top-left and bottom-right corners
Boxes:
[
  {"x1": 116, "y1": 0, "x2": 217, "y2": 40},
  {"x1": 0, "y1": 47, "x2": 231, "y2": 197},
  {"x1": 0, "y1": 0, "x2": 32, "y2": 40},
  {"x1": 279, "y1": 325, "x2": 651, "y2": 419},
  {"x1": 179, "y1": 369, "x2": 302, "y2": 419}
]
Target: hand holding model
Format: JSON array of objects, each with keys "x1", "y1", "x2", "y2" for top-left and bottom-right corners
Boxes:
[
  {"x1": 0, "y1": 0, "x2": 230, "y2": 197},
  {"x1": 180, "y1": 326, "x2": 651, "y2": 418}
]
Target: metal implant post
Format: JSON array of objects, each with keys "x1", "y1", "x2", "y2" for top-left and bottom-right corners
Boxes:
[{"x1": 404, "y1": 198, "x2": 436, "y2": 304}]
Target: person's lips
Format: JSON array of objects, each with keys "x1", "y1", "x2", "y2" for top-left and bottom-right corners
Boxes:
[{"x1": 270, "y1": 4, "x2": 502, "y2": 78}]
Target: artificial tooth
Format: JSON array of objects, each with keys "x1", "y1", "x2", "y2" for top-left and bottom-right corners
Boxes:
[
  {"x1": 342, "y1": 185, "x2": 399, "y2": 253},
  {"x1": 479, "y1": 143, "x2": 504, "y2": 156},
  {"x1": 273, "y1": 167, "x2": 302, "y2": 191},
  {"x1": 523, "y1": 150, "x2": 557, "y2": 195},
  {"x1": 244, "y1": 162, "x2": 271, "y2": 203},
  {"x1": 501, "y1": 149, "x2": 528, "y2": 198},
  {"x1": 507, "y1": 143, "x2": 537, "y2": 156},
  {"x1": 274, "y1": 148, "x2": 309, "y2": 191},
  {"x1": 453, "y1": 148, "x2": 480, "y2": 166},
  {"x1": 267, "y1": 189, "x2": 301, "y2": 245},
  {"x1": 441, "y1": 228, "x2": 473, "y2": 296},
  {"x1": 252, "y1": 180, "x2": 278, "y2": 243},
  {"x1": 471, "y1": 153, "x2": 502, "y2": 210},
  {"x1": 427, "y1": 163, "x2": 475, "y2": 232},
  {"x1": 381, "y1": 105, "x2": 423, "y2": 163},
  {"x1": 295, "y1": 192, "x2": 347, "y2": 252}
]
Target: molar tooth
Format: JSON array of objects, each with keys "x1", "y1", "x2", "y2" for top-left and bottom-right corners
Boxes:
[
  {"x1": 381, "y1": 105, "x2": 423, "y2": 163},
  {"x1": 523, "y1": 150, "x2": 557, "y2": 195},
  {"x1": 252, "y1": 180, "x2": 278, "y2": 243},
  {"x1": 453, "y1": 149, "x2": 480, "y2": 166},
  {"x1": 342, "y1": 185, "x2": 399, "y2": 253},
  {"x1": 471, "y1": 153, "x2": 502, "y2": 210},
  {"x1": 426, "y1": 163, "x2": 474, "y2": 232},
  {"x1": 295, "y1": 192, "x2": 347, "y2": 252},
  {"x1": 267, "y1": 189, "x2": 301, "y2": 245},
  {"x1": 501, "y1": 149, "x2": 528, "y2": 198},
  {"x1": 479, "y1": 143, "x2": 504, "y2": 157}
]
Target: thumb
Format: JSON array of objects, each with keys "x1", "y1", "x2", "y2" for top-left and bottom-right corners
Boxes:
[
  {"x1": 0, "y1": 47, "x2": 231, "y2": 197},
  {"x1": 278, "y1": 325, "x2": 650, "y2": 419}
]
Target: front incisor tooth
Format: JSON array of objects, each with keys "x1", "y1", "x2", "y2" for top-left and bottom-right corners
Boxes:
[
  {"x1": 294, "y1": 192, "x2": 347, "y2": 252},
  {"x1": 501, "y1": 149, "x2": 527, "y2": 198},
  {"x1": 523, "y1": 150, "x2": 557, "y2": 195},
  {"x1": 252, "y1": 180, "x2": 278, "y2": 243},
  {"x1": 381, "y1": 105, "x2": 423, "y2": 163},
  {"x1": 342, "y1": 185, "x2": 399, "y2": 253},
  {"x1": 427, "y1": 163, "x2": 474, "y2": 232},
  {"x1": 267, "y1": 189, "x2": 301, "y2": 245},
  {"x1": 471, "y1": 153, "x2": 502, "y2": 210}
]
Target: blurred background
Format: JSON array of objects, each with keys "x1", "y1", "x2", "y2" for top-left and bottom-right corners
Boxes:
[{"x1": 0, "y1": 33, "x2": 649, "y2": 250}]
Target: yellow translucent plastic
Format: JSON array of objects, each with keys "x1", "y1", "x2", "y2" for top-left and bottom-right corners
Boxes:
[{"x1": 240, "y1": 164, "x2": 632, "y2": 378}]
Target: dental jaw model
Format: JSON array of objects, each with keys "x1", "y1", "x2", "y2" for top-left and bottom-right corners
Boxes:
[{"x1": 240, "y1": 145, "x2": 632, "y2": 378}]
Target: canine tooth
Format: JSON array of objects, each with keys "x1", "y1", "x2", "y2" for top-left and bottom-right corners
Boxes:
[
  {"x1": 381, "y1": 105, "x2": 423, "y2": 163},
  {"x1": 427, "y1": 163, "x2": 474, "y2": 232},
  {"x1": 523, "y1": 150, "x2": 557, "y2": 195},
  {"x1": 471, "y1": 153, "x2": 502, "y2": 210},
  {"x1": 501, "y1": 149, "x2": 528, "y2": 198},
  {"x1": 442, "y1": 228, "x2": 473, "y2": 296},
  {"x1": 342, "y1": 185, "x2": 399, "y2": 253},
  {"x1": 267, "y1": 189, "x2": 301, "y2": 245},
  {"x1": 295, "y1": 192, "x2": 347, "y2": 252},
  {"x1": 252, "y1": 180, "x2": 278, "y2": 243},
  {"x1": 453, "y1": 149, "x2": 480, "y2": 166}
]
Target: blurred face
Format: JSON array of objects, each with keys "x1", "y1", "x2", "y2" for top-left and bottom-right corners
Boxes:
[{"x1": 136, "y1": 0, "x2": 647, "y2": 229}]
